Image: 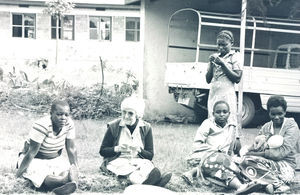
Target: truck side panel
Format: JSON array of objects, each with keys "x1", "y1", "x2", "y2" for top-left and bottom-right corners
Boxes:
[{"x1": 165, "y1": 62, "x2": 300, "y2": 112}]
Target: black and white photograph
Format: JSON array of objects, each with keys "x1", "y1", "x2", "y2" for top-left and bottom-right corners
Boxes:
[{"x1": 1, "y1": 0, "x2": 300, "y2": 194}]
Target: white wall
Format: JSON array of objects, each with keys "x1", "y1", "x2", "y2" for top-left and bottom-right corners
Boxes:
[
  {"x1": 142, "y1": 0, "x2": 242, "y2": 119},
  {"x1": 0, "y1": 6, "x2": 143, "y2": 88}
]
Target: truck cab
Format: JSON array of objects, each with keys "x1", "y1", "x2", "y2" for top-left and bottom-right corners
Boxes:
[{"x1": 273, "y1": 44, "x2": 300, "y2": 70}]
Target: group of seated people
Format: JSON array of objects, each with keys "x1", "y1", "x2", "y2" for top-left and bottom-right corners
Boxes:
[
  {"x1": 182, "y1": 96, "x2": 299, "y2": 194},
  {"x1": 16, "y1": 95, "x2": 300, "y2": 194}
]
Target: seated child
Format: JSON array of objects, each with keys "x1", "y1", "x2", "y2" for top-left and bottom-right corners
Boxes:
[{"x1": 182, "y1": 100, "x2": 261, "y2": 194}]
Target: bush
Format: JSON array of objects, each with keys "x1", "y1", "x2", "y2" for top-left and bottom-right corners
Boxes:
[
  {"x1": 65, "y1": 85, "x2": 126, "y2": 119},
  {"x1": 0, "y1": 83, "x2": 133, "y2": 119}
]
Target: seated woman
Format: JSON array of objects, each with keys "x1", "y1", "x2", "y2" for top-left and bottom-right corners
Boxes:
[
  {"x1": 239, "y1": 95, "x2": 300, "y2": 193},
  {"x1": 99, "y1": 96, "x2": 172, "y2": 187},
  {"x1": 16, "y1": 100, "x2": 79, "y2": 195},
  {"x1": 182, "y1": 100, "x2": 261, "y2": 194}
]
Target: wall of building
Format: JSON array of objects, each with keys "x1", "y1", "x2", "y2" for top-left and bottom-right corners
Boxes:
[
  {"x1": 142, "y1": 0, "x2": 300, "y2": 119},
  {"x1": 142, "y1": 0, "x2": 242, "y2": 119},
  {"x1": 0, "y1": 5, "x2": 142, "y2": 88}
]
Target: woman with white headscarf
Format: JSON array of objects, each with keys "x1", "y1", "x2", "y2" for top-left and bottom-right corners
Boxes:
[{"x1": 99, "y1": 96, "x2": 172, "y2": 187}]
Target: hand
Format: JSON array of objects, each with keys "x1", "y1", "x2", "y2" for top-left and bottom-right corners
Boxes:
[
  {"x1": 128, "y1": 145, "x2": 141, "y2": 156},
  {"x1": 214, "y1": 57, "x2": 225, "y2": 66},
  {"x1": 233, "y1": 138, "x2": 242, "y2": 156},
  {"x1": 253, "y1": 135, "x2": 266, "y2": 151},
  {"x1": 114, "y1": 144, "x2": 130, "y2": 153},
  {"x1": 209, "y1": 54, "x2": 219, "y2": 62}
]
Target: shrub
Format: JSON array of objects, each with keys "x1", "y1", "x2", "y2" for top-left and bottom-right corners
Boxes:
[
  {"x1": 64, "y1": 85, "x2": 127, "y2": 119},
  {"x1": 0, "y1": 59, "x2": 139, "y2": 119},
  {"x1": 0, "y1": 83, "x2": 134, "y2": 119}
]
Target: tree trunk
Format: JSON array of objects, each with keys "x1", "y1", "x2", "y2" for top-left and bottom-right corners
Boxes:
[{"x1": 56, "y1": 17, "x2": 59, "y2": 64}]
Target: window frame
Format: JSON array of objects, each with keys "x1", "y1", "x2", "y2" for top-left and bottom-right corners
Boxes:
[
  {"x1": 51, "y1": 15, "x2": 75, "y2": 40},
  {"x1": 89, "y1": 16, "x2": 112, "y2": 41},
  {"x1": 125, "y1": 17, "x2": 140, "y2": 42},
  {"x1": 12, "y1": 13, "x2": 36, "y2": 39},
  {"x1": 289, "y1": 47, "x2": 300, "y2": 69}
]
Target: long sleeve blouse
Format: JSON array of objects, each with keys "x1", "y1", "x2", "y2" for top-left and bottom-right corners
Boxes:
[
  {"x1": 100, "y1": 118, "x2": 154, "y2": 162},
  {"x1": 259, "y1": 117, "x2": 299, "y2": 169}
]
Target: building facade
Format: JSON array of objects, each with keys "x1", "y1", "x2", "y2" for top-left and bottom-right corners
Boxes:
[
  {"x1": 0, "y1": 0, "x2": 143, "y2": 87},
  {"x1": 1, "y1": 0, "x2": 297, "y2": 120}
]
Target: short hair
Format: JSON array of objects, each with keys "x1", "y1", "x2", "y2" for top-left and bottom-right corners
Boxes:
[
  {"x1": 267, "y1": 95, "x2": 287, "y2": 112},
  {"x1": 217, "y1": 30, "x2": 234, "y2": 43},
  {"x1": 51, "y1": 100, "x2": 70, "y2": 113},
  {"x1": 213, "y1": 100, "x2": 230, "y2": 112}
]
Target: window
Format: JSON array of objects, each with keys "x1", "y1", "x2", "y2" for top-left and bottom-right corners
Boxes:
[
  {"x1": 290, "y1": 48, "x2": 300, "y2": 69},
  {"x1": 12, "y1": 13, "x2": 35, "y2": 38},
  {"x1": 89, "y1": 16, "x2": 111, "y2": 41},
  {"x1": 51, "y1": 15, "x2": 74, "y2": 40},
  {"x1": 126, "y1": 17, "x2": 140, "y2": 42},
  {"x1": 275, "y1": 48, "x2": 287, "y2": 69}
]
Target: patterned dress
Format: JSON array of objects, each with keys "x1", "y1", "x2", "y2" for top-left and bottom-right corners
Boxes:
[
  {"x1": 239, "y1": 118, "x2": 299, "y2": 190},
  {"x1": 187, "y1": 118, "x2": 239, "y2": 186}
]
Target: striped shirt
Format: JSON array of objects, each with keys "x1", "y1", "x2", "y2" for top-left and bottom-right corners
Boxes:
[{"x1": 28, "y1": 115, "x2": 75, "y2": 158}]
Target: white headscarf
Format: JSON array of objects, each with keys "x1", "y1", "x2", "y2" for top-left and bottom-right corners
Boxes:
[{"x1": 121, "y1": 96, "x2": 145, "y2": 118}]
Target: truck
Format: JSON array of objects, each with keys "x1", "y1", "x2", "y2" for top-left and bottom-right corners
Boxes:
[{"x1": 164, "y1": 9, "x2": 300, "y2": 126}]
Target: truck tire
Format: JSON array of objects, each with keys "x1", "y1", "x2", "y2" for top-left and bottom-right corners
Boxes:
[
  {"x1": 242, "y1": 95, "x2": 255, "y2": 127},
  {"x1": 194, "y1": 101, "x2": 208, "y2": 124}
]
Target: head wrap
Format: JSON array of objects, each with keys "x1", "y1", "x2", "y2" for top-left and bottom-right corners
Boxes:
[
  {"x1": 217, "y1": 30, "x2": 234, "y2": 43},
  {"x1": 121, "y1": 96, "x2": 145, "y2": 118}
]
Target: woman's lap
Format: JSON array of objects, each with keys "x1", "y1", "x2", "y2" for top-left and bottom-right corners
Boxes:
[
  {"x1": 18, "y1": 155, "x2": 70, "y2": 188},
  {"x1": 107, "y1": 157, "x2": 154, "y2": 184},
  {"x1": 190, "y1": 152, "x2": 294, "y2": 188},
  {"x1": 239, "y1": 155, "x2": 294, "y2": 186}
]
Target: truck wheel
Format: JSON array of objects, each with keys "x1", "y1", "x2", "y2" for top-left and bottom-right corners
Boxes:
[
  {"x1": 242, "y1": 95, "x2": 255, "y2": 127},
  {"x1": 194, "y1": 102, "x2": 208, "y2": 124}
]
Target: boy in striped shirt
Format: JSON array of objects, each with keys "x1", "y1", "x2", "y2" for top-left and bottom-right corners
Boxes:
[{"x1": 16, "y1": 100, "x2": 78, "y2": 194}]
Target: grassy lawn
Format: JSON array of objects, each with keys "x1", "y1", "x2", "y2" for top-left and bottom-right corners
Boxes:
[{"x1": 2, "y1": 110, "x2": 299, "y2": 194}]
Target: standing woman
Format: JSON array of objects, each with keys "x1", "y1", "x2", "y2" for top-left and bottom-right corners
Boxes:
[{"x1": 206, "y1": 30, "x2": 243, "y2": 126}]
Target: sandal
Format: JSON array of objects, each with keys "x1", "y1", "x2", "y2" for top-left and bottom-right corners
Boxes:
[
  {"x1": 156, "y1": 172, "x2": 172, "y2": 187},
  {"x1": 265, "y1": 184, "x2": 274, "y2": 194},
  {"x1": 142, "y1": 167, "x2": 161, "y2": 185},
  {"x1": 236, "y1": 181, "x2": 263, "y2": 195},
  {"x1": 52, "y1": 181, "x2": 77, "y2": 195},
  {"x1": 181, "y1": 172, "x2": 193, "y2": 185},
  {"x1": 274, "y1": 184, "x2": 290, "y2": 194}
]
